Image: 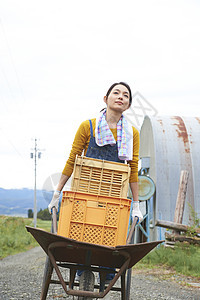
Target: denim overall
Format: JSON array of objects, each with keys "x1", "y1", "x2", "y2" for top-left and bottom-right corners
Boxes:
[
  {"x1": 85, "y1": 119, "x2": 124, "y2": 163},
  {"x1": 77, "y1": 120, "x2": 124, "y2": 281}
]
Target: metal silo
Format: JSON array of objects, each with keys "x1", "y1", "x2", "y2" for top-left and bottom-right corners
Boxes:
[{"x1": 140, "y1": 116, "x2": 200, "y2": 241}]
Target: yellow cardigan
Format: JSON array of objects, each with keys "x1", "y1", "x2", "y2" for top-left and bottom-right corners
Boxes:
[{"x1": 62, "y1": 119, "x2": 140, "y2": 182}]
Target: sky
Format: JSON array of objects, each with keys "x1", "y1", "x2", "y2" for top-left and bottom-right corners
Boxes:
[{"x1": 0, "y1": 0, "x2": 200, "y2": 190}]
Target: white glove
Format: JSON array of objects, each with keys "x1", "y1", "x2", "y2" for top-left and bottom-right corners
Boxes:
[
  {"x1": 48, "y1": 191, "x2": 61, "y2": 214},
  {"x1": 132, "y1": 201, "x2": 143, "y2": 224}
]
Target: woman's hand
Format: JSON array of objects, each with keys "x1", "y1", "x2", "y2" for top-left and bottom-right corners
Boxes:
[
  {"x1": 129, "y1": 181, "x2": 143, "y2": 223},
  {"x1": 48, "y1": 174, "x2": 70, "y2": 214},
  {"x1": 132, "y1": 201, "x2": 143, "y2": 223},
  {"x1": 48, "y1": 191, "x2": 61, "y2": 214}
]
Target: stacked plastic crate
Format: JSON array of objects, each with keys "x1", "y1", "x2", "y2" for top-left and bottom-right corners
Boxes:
[{"x1": 57, "y1": 156, "x2": 131, "y2": 247}]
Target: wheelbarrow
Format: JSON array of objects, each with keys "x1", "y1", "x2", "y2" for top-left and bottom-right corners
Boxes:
[{"x1": 26, "y1": 207, "x2": 163, "y2": 299}]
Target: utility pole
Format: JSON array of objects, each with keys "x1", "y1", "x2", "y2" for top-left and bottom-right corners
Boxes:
[{"x1": 30, "y1": 138, "x2": 42, "y2": 228}]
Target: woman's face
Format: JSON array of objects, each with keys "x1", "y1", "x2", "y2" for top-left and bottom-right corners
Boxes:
[{"x1": 104, "y1": 84, "x2": 130, "y2": 113}]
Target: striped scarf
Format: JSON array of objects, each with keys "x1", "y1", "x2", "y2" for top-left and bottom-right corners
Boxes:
[{"x1": 95, "y1": 109, "x2": 133, "y2": 161}]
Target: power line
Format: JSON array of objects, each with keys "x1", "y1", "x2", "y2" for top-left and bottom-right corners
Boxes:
[
  {"x1": 0, "y1": 16, "x2": 30, "y2": 161},
  {"x1": 0, "y1": 128, "x2": 24, "y2": 159},
  {"x1": 0, "y1": 17, "x2": 26, "y2": 104},
  {"x1": 0, "y1": 63, "x2": 15, "y2": 112}
]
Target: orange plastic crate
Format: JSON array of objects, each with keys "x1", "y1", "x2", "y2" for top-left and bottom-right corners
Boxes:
[
  {"x1": 57, "y1": 191, "x2": 131, "y2": 247},
  {"x1": 71, "y1": 156, "x2": 130, "y2": 198}
]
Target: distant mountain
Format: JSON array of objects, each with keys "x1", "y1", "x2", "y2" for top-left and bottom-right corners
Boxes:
[{"x1": 0, "y1": 187, "x2": 53, "y2": 217}]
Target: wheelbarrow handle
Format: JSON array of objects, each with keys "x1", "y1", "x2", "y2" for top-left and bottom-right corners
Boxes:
[
  {"x1": 51, "y1": 207, "x2": 57, "y2": 234},
  {"x1": 126, "y1": 216, "x2": 138, "y2": 245}
]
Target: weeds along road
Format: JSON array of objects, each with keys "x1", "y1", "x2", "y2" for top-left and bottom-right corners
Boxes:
[{"x1": 0, "y1": 246, "x2": 200, "y2": 300}]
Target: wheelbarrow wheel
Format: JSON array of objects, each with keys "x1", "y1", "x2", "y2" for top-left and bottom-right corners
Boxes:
[{"x1": 78, "y1": 270, "x2": 95, "y2": 300}]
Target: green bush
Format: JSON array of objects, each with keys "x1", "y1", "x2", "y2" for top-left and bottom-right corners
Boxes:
[
  {"x1": 0, "y1": 215, "x2": 51, "y2": 259},
  {"x1": 140, "y1": 243, "x2": 200, "y2": 278},
  {"x1": 0, "y1": 216, "x2": 36, "y2": 258}
]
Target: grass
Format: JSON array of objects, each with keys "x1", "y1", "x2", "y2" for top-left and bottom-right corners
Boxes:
[
  {"x1": 0, "y1": 215, "x2": 51, "y2": 259},
  {"x1": 0, "y1": 215, "x2": 200, "y2": 279},
  {"x1": 137, "y1": 243, "x2": 200, "y2": 278}
]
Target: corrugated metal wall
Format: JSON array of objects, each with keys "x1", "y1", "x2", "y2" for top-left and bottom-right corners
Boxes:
[{"x1": 140, "y1": 116, "x2": 200, "y2": 241}]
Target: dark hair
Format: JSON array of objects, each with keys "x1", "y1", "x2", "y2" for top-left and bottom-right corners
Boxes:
[{"x1": 106, "y1": 82, "x2": 132, "y2": 105}]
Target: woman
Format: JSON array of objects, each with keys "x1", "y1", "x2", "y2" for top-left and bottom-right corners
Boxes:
[
  {"x1": 48, "y1": 82, "x2": 143, "y2": 282},
  {"x1": 49, "y1": 82, "x2": 142, "y2": 222}
]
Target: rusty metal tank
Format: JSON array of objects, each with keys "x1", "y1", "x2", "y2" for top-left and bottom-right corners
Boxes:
[{"x1": 140, "y1": 116, "x2": 200, "y2": 241}]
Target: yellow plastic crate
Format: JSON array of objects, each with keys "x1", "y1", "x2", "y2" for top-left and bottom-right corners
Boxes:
[
  {"x1": 57, "y1": 191, "x2": 131, "y2": 247},
  {"x1": 71, "y1": 156, "x2": 130, "y2": 198}
]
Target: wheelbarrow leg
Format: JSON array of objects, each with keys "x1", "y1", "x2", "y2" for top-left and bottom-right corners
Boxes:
[
  {"x1": 125, "y1": 216, "x2": 138, "y2": 300},
  {"x1": 121, "y1": 272, "x2": 126, "y2": 300},
  {"x1": 41, "y1": 207, "x2": 57, "y2": 300},
  {"x1": 41, "y1": 256, "x2": 53, "y2": 300},
  {"x1": 125, "y1": 268, "x2": 132, "y2": 300}
]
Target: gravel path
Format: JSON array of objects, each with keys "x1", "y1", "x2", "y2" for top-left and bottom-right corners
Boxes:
[{"x1": 0, "y1": 247, "x2": 200, "y2": 300}]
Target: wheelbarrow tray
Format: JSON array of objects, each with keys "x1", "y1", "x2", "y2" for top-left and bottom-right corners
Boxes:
[
  {"x1": 26, "y1": 226, "x2": 163, "y2": 298},
  {"x1": 26, "y1": 226, "x2": 162, "y2": 269}
]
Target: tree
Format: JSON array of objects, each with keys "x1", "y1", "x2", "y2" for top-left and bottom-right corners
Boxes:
[
  {"x1": 37, "y1": 208, "x2": 51, "y2": 220},
  {"x1": 28, "y1": 209, "x2": 33, "y2": 218}
]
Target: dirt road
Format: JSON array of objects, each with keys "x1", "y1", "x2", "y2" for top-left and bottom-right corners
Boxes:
[{"x1": 0, "y1": 247, "x2": 199, "y2": 299}]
